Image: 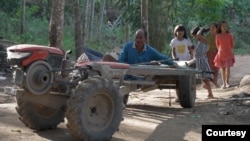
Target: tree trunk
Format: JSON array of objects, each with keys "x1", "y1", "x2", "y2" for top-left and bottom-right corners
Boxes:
[
  {"x1": 125, "y1": 1, "x2": 130, "y2": 42},
  {"x1": 148, "y1": 1, "x2": 174, "y2": 53},
  {"x1": 125, "y1": 24, "x2": 130, "y2": 42},
  {"x1": 49, "y1": 0, "x2": 65, "y2": 49},
  {"x1": 88, "y1": 0, "x2": 95, "y2": 39},
  {"x1": 141, "y1": 0, "x2": 149, "y2": 43},
  {"x1": 98, "y1": 0, "x2": 106, "y2": 41},
  {"x1": 20, "y1": 0, "x2": 26, "y2": 34},
  {"x1": 73, "y1": 0, "x2": 83, "y2": 59},
  {"x1": 83, "y1": 0, "x2": 89, "y2": 40}
]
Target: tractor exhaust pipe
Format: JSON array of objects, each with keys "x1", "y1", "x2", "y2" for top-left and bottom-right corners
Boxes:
[{"x1": 61, "y1": 50, "x2": 72, "y2": 78}]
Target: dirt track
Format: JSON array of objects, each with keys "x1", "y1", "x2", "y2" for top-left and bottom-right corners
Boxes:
[{"x1": 0, "y1": 55, "x2": 250, "y2": 141}]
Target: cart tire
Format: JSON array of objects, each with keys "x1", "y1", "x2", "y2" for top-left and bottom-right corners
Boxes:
[
  {"x1": 123, "y1": 94, "x2": 129, "y2": 105},
  {"x1": 177, "y1": 75, "x2": 196, "y2": 108},
  {"x1": 66, "y1": 76, "x2": 123, "y2": 141},
  {"x1": 15, "y1": 92, "x2": 65, "y2": 130}
]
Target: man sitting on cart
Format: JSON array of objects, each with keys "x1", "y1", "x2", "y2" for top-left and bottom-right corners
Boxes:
[{"x1": 103, "y1": 28, "x2": 175, "y2": 66}]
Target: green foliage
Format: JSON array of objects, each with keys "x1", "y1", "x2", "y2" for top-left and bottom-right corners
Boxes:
[
  {"x1": 85, "y1": 25, "x2": 126, "y2": 53},
  {"x1": 1, "y1": 0, "x2": 250, "y2": 58},
  {"x1": 0, "y1": 0, "x2": 20, "y2": 17},
  {"x1": 172, "y1": 0, "x2": 226, "y2": 30},
  {"x1": 148, "y1": 0, "x2": 176, "y2": 52},
  {"x1": 0, "y1": 11, "x2": 18, "y2": 39},
  {"x1": 63, "y1": 25, "x2": 75, "y2": 56},
  {"x1": 116, "y1": 0, "x2": 141, "y2": 30}
]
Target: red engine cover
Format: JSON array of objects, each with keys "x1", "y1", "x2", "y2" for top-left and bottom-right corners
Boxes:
[{"x1": 8, "y1": 44, "x2": 64, "y2": 67}]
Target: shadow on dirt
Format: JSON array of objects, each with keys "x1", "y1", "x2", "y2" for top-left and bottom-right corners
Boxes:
[
  {"x1": 123, "y1": 104, "x2": 199, "y2": 141},
  {"x1": 35, "y1": 125, "x2": 128, "y2": 141},
  {"x1": 124, "y1": 99, "x2": 250, "y2": 141},
  {"x1": 35, "y1": 127, "x2": 75, "y2": 141}
]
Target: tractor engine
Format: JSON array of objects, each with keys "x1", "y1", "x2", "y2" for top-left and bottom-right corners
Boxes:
[{"x1": 7, "y1": 44, "x2": 72, "y2": 95}]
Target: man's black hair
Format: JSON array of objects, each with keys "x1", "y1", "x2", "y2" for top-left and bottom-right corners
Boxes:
[{"x1": 136, "y1": 28, "x2": 147, "y2": 38}]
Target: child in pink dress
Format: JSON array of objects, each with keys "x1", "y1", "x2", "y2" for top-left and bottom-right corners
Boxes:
[{"x1": 214, "y1": 21, "x2": 235, "y2": 89}]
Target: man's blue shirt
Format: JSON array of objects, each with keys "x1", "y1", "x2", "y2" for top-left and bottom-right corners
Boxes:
[{"x1": 118, "y1": 41, "x2": 173, "y2": 65}]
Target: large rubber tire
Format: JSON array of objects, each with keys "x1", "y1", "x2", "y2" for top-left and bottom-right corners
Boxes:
[
  {"x1": 177, "y1": 75, "x2": 196, "y2": 108},
  {"x1": 66, "y1": 76, "x2": 123, "y2": 141},
  {"x1": 15, "y1": 92, "x2": 65, "y2": 131},
  {"x1": 123, "y1": 93, "x2": 129, "y2": 105},
  {"x1": 24, "y1": 60, "x2": 53, "y2": 95}
]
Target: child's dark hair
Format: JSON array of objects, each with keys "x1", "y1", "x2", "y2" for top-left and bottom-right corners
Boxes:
[
  {"x1": 174, "y1": 24, "x2": 188, "y2": 39},
  {"x1": 217, "y1": 20, "x2": 229, "y2": 33},
  {"x1": 191, "y1": 26, "x2": 209, "y2": 36},
  {"x1": 210, "y1": 22, "x2": 218, "y2": 29}
]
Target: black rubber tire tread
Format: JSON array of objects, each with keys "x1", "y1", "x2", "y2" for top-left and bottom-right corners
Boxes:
[
  {"x1": 66, "y1": 76, "x2": 123, "y2": 141},
  {"x1": 123, "y1": 94, "x2": 129, "y2": 105},
  {"x1": 177, "y1": 75, "x2": 196, "y2": 108},
  {"x1": 15, "y1": 92, "x2": 65, "y2": 131}
]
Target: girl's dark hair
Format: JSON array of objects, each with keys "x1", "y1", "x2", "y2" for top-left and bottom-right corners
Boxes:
[
  {"x1": 217, "y1": 20, "x2": 229, "y2": 33},
  {"x1": 191, "y1": 26, "x2": 209, "y2": 36},
  {"x1": 174, "y1": 24, "x2": 188, "y2": 39},
  {"x1": 191, "y1": 27, "x2": 200, "y2": 35},
  {"x1": 211, "y1": 22, "x2": 218, "y2": 29}
]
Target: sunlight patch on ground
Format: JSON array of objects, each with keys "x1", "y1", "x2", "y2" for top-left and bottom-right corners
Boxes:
[
  {"x1": 184, "y1": 129, "x2": 201, "y2": 141},
  {"x1": 114, "y1": 117, "x2": 162, "y2": 141},
  {"x1": 122, "y1": 116, "x2": 162, "y2": 130}
]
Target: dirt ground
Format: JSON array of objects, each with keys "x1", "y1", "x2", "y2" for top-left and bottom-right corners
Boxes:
[{"x1": 0, "y1": 55, "x2": 250, "y2": 141}]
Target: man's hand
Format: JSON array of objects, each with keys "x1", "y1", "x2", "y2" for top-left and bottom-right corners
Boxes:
[{"x1": 149, "y1": 60, "x2": 161, "y2": 65}]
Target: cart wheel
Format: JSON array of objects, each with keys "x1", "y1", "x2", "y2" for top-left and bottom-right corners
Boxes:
[
  {"x1": 177, "y1": 75, "x2": 196, "y2": 108},
  {"x1": 123, "y1": 93, "x2": 129, "y2": 105}
]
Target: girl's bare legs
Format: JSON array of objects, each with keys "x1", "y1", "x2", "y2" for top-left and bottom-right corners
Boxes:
[
  {"x1": 221, "y1": 68, "x2": 226, "y2": 88},
  {"x1": 225, "y1": 67, "x2": 230, "y2": 87},
  {"x1": 203, "y1": 79, "x2": 214, "y2": 98},
  {"x1": 213, "y1": 71, "x2": 219, "y2": 88}
]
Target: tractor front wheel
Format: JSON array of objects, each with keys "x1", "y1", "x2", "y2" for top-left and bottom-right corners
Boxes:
[{"x1": 66, "y1": 76, "x2": 124, "y2": 141}]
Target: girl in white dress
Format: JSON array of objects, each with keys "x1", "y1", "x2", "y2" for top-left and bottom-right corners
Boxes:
[{"x1": 170, "y1": 24, "x2": 193, "y2": 61}]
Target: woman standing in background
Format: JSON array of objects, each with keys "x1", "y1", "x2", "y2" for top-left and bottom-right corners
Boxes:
[
  {"x1": 206, "y1": 22, "x2": 219, "y2": 88},
  {"x1": 214, "y1": 20, "x2": 235, "y2": 89}
]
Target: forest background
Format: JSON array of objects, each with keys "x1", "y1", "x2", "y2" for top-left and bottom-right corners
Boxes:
[{"x1": 0, "y1": 0, "x2": 250, "y2": 59}]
